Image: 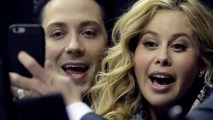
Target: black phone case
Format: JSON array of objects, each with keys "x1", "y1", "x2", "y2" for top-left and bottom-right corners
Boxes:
[{"x1": 8, "y1": 24, "x2": 45, "y2": 77}]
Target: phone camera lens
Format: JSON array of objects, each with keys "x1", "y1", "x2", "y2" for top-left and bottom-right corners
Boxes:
[{"x1": 12, "y1": 27, "x2": 26, "y2": 33}]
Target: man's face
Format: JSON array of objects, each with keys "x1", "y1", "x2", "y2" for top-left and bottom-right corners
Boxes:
[{"x1": 42, "y1": 0, "x2": 107, "y2": 94}]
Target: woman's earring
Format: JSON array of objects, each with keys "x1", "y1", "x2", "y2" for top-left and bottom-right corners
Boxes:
[{"x1": 198, "y1": 70, "x2": 205, "y2": 78}]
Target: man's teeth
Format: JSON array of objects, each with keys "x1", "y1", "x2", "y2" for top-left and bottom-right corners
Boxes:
[
  {"x1": 62, "y1": 64, "x2": 89, "y2": 72},
  {"x1": 64, "y1": 65, "x2": 86, "y2": 69}
]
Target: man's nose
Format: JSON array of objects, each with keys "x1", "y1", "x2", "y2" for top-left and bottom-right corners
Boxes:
[
  {"x1": 64, "y1": 35, "x2": 84, "y2": 56},
  {"x1": 155, "y1": 48, "x2": 171, "y2": 66}
]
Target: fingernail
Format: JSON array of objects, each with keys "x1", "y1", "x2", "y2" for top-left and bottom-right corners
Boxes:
[{"x1": 9, "y1": 72, "x2": 17, "y2": 80}]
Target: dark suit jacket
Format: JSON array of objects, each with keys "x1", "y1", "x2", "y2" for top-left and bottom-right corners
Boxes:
[
  {"x1": 81, "y1": 113, "x2": 106, "y2": 120},
  {"x1": 81, "y1": 90, "x2": 213, "y2": 120},
  {"x1": 186, "y1": 88, "x2": 213, "y2": 120}
]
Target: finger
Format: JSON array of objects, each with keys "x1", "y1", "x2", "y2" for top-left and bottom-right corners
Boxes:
[
  {"x1": 11, "y1": 86, "x2": 40, "y2": 99},
  {"x1": 9, "y1": 72, "x2": 39, "y2": 91},
  {"x1": 18, "y1": 51, "x2": 48, "y2": 82},
  {"x1": 11, "y1": 86, "x2": 19, "y2": 97},
  {"x1": 44, "y1": 60, "x2": 58, "y2": 84},
  {"x1": 44, "y1": 60, "x2": 57, "y2": 75},
  {"x1": 10, "y1": 72, "x2": 54, "y2": 97}
]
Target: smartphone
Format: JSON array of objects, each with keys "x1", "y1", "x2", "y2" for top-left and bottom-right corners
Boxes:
[{"x1": 8, "y1": 24, "x2": 45, "y2": 77}]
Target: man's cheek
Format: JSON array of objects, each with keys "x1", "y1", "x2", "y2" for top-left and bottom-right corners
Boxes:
[{"x1": 45, "y1": 45, "x2": 64, "y2": 60}]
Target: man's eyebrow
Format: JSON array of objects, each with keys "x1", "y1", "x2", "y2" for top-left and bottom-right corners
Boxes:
[
  {"x1": 79, "y1": 21, "x2": 101, "y2": 28},
  {"x1": 46, "y1": 21, "x2": 101, "y2": 31},
  {"x1": 46, "y1": 22, "x2": 66, "y2": 31}
]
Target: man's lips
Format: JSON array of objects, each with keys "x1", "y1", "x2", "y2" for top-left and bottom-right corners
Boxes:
[
  {"x1": 62, "y1": 64, "x2": 89, "y2": 72},
  {"x1": 61, "y1": 63, "x2": 89, "y2": 80}
]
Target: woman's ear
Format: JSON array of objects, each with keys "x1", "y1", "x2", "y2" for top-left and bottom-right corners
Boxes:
[
  {"x1": 198, "y1": 67, "x2": 206, "y2": 78},
  {"x1": 198, "y1": 57, "x2": 206, "y2": 78}
]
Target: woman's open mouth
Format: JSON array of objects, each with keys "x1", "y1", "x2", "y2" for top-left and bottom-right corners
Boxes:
[{"x1": 149, "y1": 72, "x2": 175, "y2": 91}]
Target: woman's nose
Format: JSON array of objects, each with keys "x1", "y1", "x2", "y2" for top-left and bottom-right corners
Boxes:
[{"x1": 155, "y1": 48, "x2": 171, "y2": 66}]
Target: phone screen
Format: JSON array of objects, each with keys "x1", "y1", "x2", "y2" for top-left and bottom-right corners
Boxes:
[{"x1": 8, "y1": 24, "x2": 45, "y2": 77}]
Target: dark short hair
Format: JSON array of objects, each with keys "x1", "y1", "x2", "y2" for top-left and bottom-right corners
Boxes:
[
  {"x1": 94, "y1": 0, "x2": 114, "y2": 34},
  {"x1": 32, "y1": 0, "x2": 114, "y2": 45},
  {"x1": 33, "y1": 0, "x2": 113, "y2": 31}
]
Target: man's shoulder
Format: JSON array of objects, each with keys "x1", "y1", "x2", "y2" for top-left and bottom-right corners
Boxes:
[{"x1": 81, "y1": 112, "x2": 106, "y2": 120}]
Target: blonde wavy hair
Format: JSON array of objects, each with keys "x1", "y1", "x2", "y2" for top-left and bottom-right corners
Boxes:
[{"x1": 90, "y1": 0, "x2": 213, "y2": 119}]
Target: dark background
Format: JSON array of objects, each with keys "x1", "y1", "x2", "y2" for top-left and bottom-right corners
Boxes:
[{"x1": 0, "y1": 0, "x2": 212, "y2": 120}]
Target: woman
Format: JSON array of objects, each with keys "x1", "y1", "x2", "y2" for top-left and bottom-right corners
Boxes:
[{"x1": 90, "y1": 0, "x2": 213, "y2": 119}]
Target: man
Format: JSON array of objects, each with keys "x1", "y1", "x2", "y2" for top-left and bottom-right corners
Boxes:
[{"x1": 10, "y1": 0, "x2": 110, "y2": 119}]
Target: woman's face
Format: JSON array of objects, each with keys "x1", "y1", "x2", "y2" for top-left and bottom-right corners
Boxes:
[{"x1": 133, "y1": 10, "x2": 201, "y2": 107}]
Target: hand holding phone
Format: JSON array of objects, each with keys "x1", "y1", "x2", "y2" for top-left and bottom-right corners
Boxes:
[
  {"x1": 8, "y1": 24, "x2": 81, "y2": 108},
  {"x1": 8, "y1": 24, "x2": 45, "y2": 77}
]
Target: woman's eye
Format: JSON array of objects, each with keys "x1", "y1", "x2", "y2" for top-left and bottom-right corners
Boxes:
[
  {"x1": 142, "y1": 41, "x2": 157, "y2": 48},
  {"x1": 81, "y1": 30, "x2": 97, "y2": 39},
  {"x1": 171, "y1": 44, "x2": 187, "y2": 52}
]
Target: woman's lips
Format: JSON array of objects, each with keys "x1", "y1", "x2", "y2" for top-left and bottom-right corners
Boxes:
[{"x1": 149, "y1": 72, "x2": 175, "y2": 92}]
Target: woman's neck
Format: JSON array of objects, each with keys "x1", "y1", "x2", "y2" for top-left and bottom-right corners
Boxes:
[
  {"x1": 148, "y1": 79, "x2": 203, "y2": 120},
  {"x1": 149, "y1": 105, "x2": 170, "y2": 120}
]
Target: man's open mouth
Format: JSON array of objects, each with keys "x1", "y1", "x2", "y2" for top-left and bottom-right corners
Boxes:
[{"x1": 62, "y1": 64, "x2": 89, "y2": 74}]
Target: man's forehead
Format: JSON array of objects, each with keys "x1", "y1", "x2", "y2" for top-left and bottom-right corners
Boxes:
[
  {"x1": 42, "y1": 0, "x2": 103, "y2": 25},
  {"x1": 46, "y1": 0, "x2": 99, "y2": 9},
  {"x1": 45, "y1": 20, "x2": 102, "y2": 30},
  {"x1": 43, "y1": 0, "x2": 102, "y2": 18}
]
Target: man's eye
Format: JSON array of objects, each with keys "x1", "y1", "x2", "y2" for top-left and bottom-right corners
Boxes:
[
  {"x1": 142, "y1": 41, "x2": 157, "y2": 48},
  {"x1": 81, "y1": 30, "x2": 97, "y2": 39},
  {"x1": 50, "y1": 30, "x2": 65, "y2": 40},
  {"x1": 171, "y1": 44, "x2": 187, "y2": 52}
]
